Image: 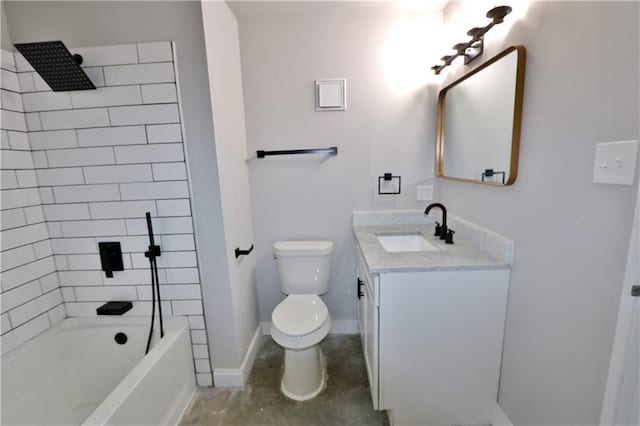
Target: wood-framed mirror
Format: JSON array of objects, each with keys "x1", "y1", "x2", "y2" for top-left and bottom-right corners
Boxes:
[{"x1": 436, "y1": 45, "x2": 526, "y2": 186}]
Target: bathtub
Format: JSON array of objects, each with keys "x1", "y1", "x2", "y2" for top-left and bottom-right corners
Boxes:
[{"x1": 1, "y1": 316, "x2": 196, "y2": 426}]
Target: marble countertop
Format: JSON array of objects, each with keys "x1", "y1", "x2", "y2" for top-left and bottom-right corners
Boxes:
[{"x1": 354, "y1": 224, "x2": 511, "y2": 274}]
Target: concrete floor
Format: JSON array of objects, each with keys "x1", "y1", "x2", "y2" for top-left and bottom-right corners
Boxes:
[{"x1": 180, "y1": 335, "x2": 389, "y2": 426}]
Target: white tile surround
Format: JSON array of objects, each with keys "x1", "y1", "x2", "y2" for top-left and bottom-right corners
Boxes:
[
  {"x1": 1, "y1": 51, "x2": 64, "y2": 355},
  {"x1": 0, "y1": 43, "x2": 212, "y2": 386}
]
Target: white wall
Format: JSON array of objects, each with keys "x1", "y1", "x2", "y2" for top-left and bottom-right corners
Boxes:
[
  {"x1": 200, "y1": 0, "x2": 260, "y2": 371},
  {"x1": 232, "y1": 2, "x2": 442, "y2": 327},
  {"x1": 438, "y1": 1, "x2": 639, "y2": 424}
]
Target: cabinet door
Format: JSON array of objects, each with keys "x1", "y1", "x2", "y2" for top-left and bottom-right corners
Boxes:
[
  {"x1": 357, "y1": 248, "x2": 379, "y2": 409},
  {"x1": 378, "y1": 269, "x2": 510, "y2": 425},
  {"x1": 356, "y1": 277, "x2": 366, "y2": 343},
  {"x1": 356, "y1": 264, "x2": 366, "y2": 346},
  {"x1": 363, "y1": 279, "x2": 379, "y2": 409}
]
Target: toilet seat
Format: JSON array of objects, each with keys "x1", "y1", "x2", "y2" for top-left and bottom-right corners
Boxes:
[
  {"x1": 271, "y1": 295, "x2": 331, "y2": 350},
  {"x1": 273, "y1": 295, "x2": 329, "y2": 336}
]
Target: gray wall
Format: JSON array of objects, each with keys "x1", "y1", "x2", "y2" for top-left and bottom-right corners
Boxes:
[
  {"x1": 439, "y1": 2, "x2": 639, "y2": 424},
  {"x1": 3, "y1": 1, "x2": 237, "y2": 370},
  {"x1": 1, "y1": 4, "x2": 11, "y2": 50},
  {"x1": 232, "y1": 2, "x2": 441, "y2": 327}
]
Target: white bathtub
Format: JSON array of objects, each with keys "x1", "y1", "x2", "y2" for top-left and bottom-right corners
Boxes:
[{"x1": 1, "y1": 316, "x2": 196, "y2": 426}]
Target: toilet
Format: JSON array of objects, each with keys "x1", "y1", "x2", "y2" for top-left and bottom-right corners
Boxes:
[{"x1": 270, "y1": 240, "x2": 333, "y2": 401}]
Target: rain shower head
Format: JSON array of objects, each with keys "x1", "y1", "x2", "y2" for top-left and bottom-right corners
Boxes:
[{"x1": 14, "y1": 41, "x2": 96, "y2": 92}]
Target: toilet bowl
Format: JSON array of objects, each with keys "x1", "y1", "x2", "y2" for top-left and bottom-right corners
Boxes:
[
  {"x1": 271, "y1": 295, "x2": 331, "y2": 400},
  {"x1": 270, "y1": 240, "x2": 334, "y2": 401}
]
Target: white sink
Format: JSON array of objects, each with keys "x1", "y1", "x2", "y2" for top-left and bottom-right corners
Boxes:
[{"x1": 376, "y1": 234, "x2": 439, "y2": 253}]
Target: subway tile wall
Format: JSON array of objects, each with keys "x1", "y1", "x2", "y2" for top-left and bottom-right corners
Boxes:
[
  {"x1": 1, "y1": 43, "x2": 212, "y2": 386},
  {"x1": 1, "y1": 50, "x2": 64, "y2": 355}
]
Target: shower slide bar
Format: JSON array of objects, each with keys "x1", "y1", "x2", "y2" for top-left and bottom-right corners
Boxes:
[{"x1": 256, "y1": 146, "x2": 338, "y2": 158}]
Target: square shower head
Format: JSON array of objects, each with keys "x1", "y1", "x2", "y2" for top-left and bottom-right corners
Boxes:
[{"x1": 14, "y1": 41, "x2": 96, "y2": 92}]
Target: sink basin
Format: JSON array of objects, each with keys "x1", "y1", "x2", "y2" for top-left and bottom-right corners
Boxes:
[{"x1": 376, "y1": 234, "x2": 439, "y2": 253}]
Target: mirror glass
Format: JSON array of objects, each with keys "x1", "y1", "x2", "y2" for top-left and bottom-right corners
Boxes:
[{"x1": 437, "y1": 46, "x2": 525, "y2": 185}]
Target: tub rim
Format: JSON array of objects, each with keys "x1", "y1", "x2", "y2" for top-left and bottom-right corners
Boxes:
[{"x1": 1, "y1": 316, "x2": 187, "y2": 369}]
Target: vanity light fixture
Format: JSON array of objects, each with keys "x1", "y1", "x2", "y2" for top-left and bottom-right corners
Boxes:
[{"x1": 431, "y1": 5, "x2": 512, "y2": 75}]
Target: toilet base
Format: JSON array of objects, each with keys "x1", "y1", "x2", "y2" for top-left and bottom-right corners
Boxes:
[{"x1": 281, "y1": 345, "x2": 326, "y2": 401}]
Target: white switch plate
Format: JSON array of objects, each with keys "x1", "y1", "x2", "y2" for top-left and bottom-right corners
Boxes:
[
  {"x1": 593, "y1": 140, "x2": 638, "y2": 185},
  {"x1": 315, "y1": 79, "x2": 346, "y2": 111},
  {"x1": 417, "y1": 185, "x2": 433, "y2": 201}
]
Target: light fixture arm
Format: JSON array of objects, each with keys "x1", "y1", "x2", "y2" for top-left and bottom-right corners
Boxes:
[{"x1": 431, "y1": 5, "x2": 512, "y2": 75}]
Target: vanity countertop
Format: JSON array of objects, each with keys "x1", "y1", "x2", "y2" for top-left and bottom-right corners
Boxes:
[{"x1": 354, "y1": 224, "x2": 511, "y2": 274}]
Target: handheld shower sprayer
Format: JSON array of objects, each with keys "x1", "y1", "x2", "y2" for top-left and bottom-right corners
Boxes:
[{"x1": 144, "y1": 212, "x2": 164, "y2": 355}]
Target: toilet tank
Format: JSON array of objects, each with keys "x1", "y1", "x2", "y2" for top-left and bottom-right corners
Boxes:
[{"x1": 273, "y1": 241, "x2": 334, "y2": 295}]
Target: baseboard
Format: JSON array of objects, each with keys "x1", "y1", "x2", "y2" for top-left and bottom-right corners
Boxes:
[
  {"x1": 261, "y1": 320, "x2": 358, "y2": 335},
  {"x1": 331, "y1": 319, "x2": 358, "y2": 334},
  {"x1": 492, "y1": 403, "x2": 514, "y2": 426},
  {"x1": 212, "y1": 325, "x2": 262, "y2": 387}
]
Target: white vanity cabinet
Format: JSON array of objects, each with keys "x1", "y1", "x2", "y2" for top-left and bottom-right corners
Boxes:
[{"x1": 356, "y1": 247, "x2": 510, "y2": 426}]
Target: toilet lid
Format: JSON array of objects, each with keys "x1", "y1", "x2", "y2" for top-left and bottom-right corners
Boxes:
[{"x1": 272, "y1": 295, "x2": 329, "y2": 337}]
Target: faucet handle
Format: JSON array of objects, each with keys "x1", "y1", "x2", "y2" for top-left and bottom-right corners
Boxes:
[
  {"x1": 434, "y1": 221, "x2": 442, "y2": 237},
  {"x1": 445, "y1": 229, "x2": 455, "y2": 244}
]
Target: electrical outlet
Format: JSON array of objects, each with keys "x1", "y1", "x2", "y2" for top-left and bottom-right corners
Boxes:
[{"x1": 417, "y1": 185, "x2": 433, "y2": 201}]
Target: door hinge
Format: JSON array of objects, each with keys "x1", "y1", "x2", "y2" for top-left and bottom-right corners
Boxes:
[{"x1": 632, "y1": 285, "x2": 640, "y2": 297}]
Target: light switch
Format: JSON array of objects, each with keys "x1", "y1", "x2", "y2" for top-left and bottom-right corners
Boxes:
[
  {"x1": 593, "y1": 140, "x2": 638, "y2": 185},
  {"x1": 315, "y1": 79, "x2": 346, "y2": 111}
]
